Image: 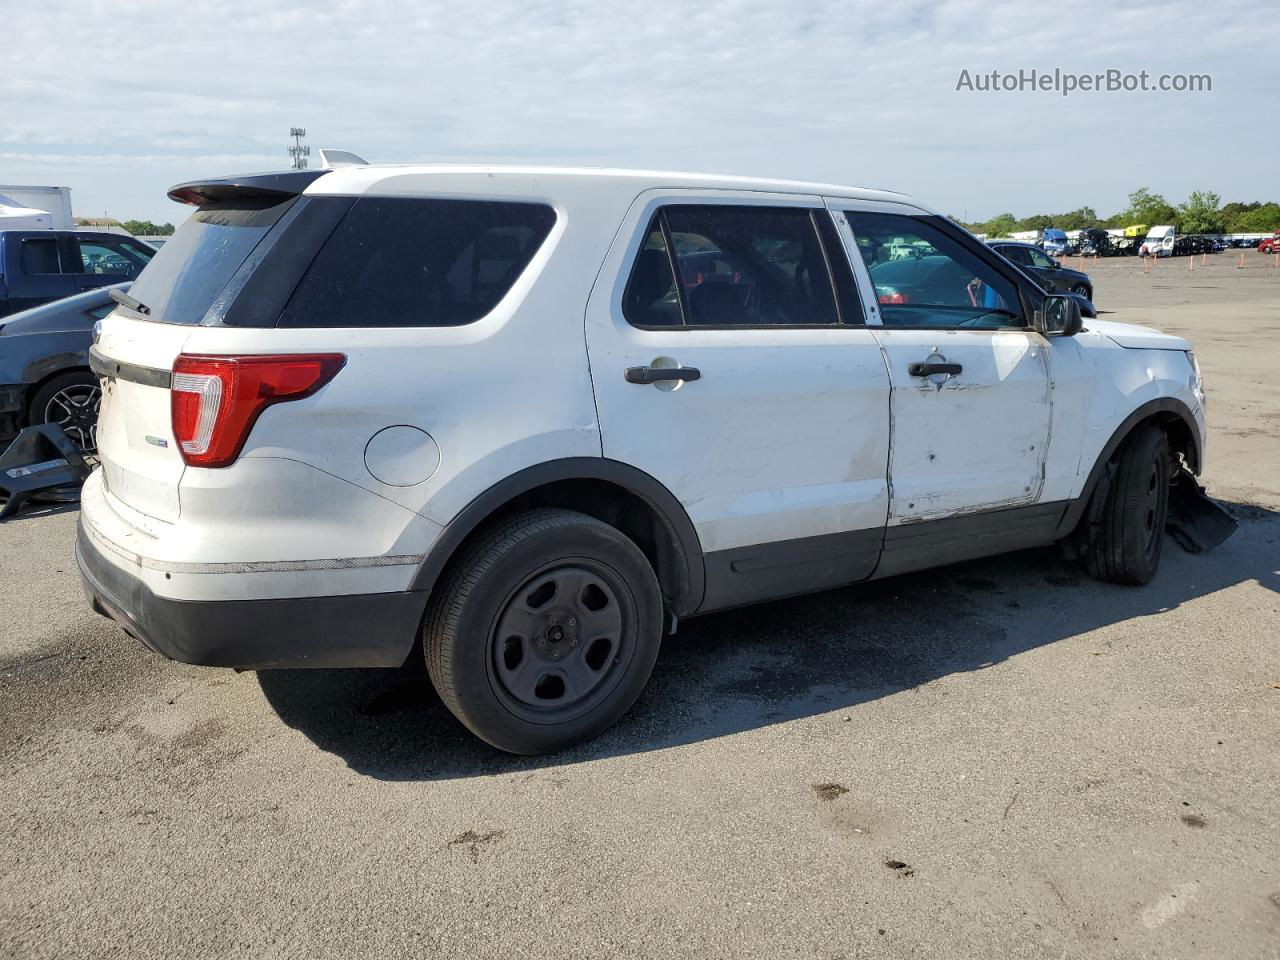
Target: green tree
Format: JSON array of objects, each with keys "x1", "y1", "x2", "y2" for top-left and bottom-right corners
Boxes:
[
  {"x1": 1177, "y1": 191, "x2": 1225, "y2": 234},
  {"x1": 1016, "y1": 214, "x2": 1054, "y2": 232},
  {"x1": 121, "y1": 219, "x2": 175, "y2": 236},
  {"x1": 1058, "y1": 207, "x2": 1100, "y2": 230},
  {"x1": 1123, "y1": 188, "x2": 1177, "y2": 227},
  {"x1": 981, "y1": 213, "x2": 1018, "y2": 237},
  {"x1": 1225, "y1": 203, "x2": 1280, "y2": 233}
]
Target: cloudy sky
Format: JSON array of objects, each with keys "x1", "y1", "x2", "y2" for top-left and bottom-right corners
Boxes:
[{"x1": 2, "y1": 0, "x2": 1274, "y2": 224}]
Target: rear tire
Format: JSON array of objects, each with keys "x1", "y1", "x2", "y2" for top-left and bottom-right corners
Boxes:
[
  {"x1": 423, "y1": 508, "x2": 663, "y2": 754},
  {"x1": 1083, "y1": 426, "x2": 1170, "y2": 585}
]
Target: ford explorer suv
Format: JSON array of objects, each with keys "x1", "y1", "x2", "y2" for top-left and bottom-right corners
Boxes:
[
  {"x1": 0, "y1": 230, "x2": 154, "y2": 318},
  {"x1": 78, "y1": 166, "x2": 1212, "y2": 754}
]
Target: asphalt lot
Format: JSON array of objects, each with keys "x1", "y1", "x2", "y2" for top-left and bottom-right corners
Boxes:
[{"x1": 2, "y1": 254, "x2": 1278, "y2": 959}]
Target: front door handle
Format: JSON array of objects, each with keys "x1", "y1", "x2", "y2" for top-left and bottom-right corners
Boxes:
[
  {"x1": 625, "y1": 366, "x2": 701, "y2": 385},
  {"x1": 908, "y1": 361, "x2": 962, "y2": 377}
]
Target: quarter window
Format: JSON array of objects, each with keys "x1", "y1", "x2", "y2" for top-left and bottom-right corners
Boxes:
[
  {"x1": 847, "y1": 212, "x2": 1022, "y2": 329},
  {"x1": 278, "y1": 198, "x2": 556, "y2": 328},
  {"x1": 623, "y1": 205, "x2": 857, "y2": 328}
]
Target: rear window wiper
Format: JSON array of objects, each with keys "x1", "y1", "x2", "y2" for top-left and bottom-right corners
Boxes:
[{"x1": 110, "y1": 288, "x2": 151, "y2": 317}]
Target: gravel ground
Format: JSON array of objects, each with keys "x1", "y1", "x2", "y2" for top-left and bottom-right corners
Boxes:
[{"x1": 2, "y1": 257, "x2": 1278, "y2": 959}]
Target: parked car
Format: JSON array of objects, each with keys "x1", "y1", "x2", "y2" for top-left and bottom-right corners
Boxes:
[
  {"x1": 79, "y1": 166, "x2": 1211, "y2": 754},
  {"x1": 0, "y1": 283, "x2": 126, "y2": 453},
  {"x1": 989, "y1": 240, "x2": 1094, "y2": 300},
  {"x1": 0, "y1": 230, "x2": 154, "y2": 318},
  {"x1": 1259, "y1": 231, "x2": 1280, "y2": 254}
]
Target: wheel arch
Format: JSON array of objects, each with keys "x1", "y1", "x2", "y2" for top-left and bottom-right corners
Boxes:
[
  {"x1": 1055, "y1": 396, "x2": 1203, "y2": 538},
  {"x1": 410, "y1": 458, "x2": 705, "y2": 618}
]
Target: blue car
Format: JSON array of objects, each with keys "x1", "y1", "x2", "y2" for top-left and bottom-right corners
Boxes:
[{"x1": 0, "y1": 283, "x2": 127, "y2": 454}]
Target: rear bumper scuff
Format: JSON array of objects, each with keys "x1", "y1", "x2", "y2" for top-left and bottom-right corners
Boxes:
[{"x1": 76, "y1": 520, "x2": 427, "y2": 669}]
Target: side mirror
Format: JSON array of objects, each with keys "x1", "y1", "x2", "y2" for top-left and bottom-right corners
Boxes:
[{"x1": 1037, "y1": 294, "x2": 1083, "y2": 337}]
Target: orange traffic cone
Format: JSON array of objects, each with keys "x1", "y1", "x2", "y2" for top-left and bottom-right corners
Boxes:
[{"x1": 1238, "y1": 253, "x2": 1245, "y2": 269}]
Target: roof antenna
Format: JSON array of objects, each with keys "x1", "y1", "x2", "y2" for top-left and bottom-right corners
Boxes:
[{"x1": 318, "y1": 149, "x2": 369, "y2": 168}]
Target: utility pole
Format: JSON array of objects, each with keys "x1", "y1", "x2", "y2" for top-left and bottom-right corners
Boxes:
[{"x1": 287, "y1": 127, "x2": 310, "y2": 170}]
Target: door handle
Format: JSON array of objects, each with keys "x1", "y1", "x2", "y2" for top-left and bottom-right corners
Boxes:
[
  {"x1": 907, "y1": 361, "x2": 962, "y2": 377},
  {"x1": 625, "y1": 366, "x2": 701, "y2": 385}
]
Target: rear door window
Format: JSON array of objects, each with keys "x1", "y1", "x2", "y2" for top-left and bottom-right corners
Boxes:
[
  {"x1": 277, "y1": 198, "x2": 556, "y2": 328},
  {"x1": 127, "y1": 199, "x2": 296, "y2": 324},
  {"x1": 997, "y1": 245, "x2": 1032, "y2": 266}
]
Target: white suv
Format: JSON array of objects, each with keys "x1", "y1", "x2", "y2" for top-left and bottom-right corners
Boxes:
[{"x1": 79, "y1": 165, "x2": 1212, "y2": 754}]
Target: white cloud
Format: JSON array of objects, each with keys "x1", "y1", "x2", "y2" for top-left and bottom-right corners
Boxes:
[{"x1": 1, "y1": 0, "x2": 1275, "y2": 222}]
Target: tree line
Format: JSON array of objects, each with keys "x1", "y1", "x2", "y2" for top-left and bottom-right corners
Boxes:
[
  {"x1": 959, "y1": 189, "x2": 1280, "y2": 237},
  {"x1": 73, "y1": 218, "x2": 176, "y2": 236}
]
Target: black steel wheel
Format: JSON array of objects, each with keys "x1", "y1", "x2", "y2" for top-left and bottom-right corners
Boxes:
[
  {"x1": 424, "y1": 508, "x2": 663, "y2": 754},
  {"x1": 1083, "y1": 425, "x2": 1170, "y2": 585},
  {"x1": 491, "y1": 561, "x2": 632, "y2": 721},
  {"x1": 29, "y1": 371, "x2": 101, "y2": 455}
]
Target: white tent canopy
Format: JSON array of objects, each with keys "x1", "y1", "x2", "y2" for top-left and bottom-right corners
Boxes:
[{"x1": 0, "y1": 193, "x2": 53, "y2": 230}]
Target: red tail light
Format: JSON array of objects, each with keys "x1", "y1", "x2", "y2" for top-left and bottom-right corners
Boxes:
[
  {"x1": 878, "y1": 291, "x2": 909, "y2": 305},
  {"x1": 171, "y1": 354, "x2": 345, "y2": 468}
]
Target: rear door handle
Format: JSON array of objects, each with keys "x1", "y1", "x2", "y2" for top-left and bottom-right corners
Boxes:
[
  {"x1": 625, "y1": 366, "x2": 701, "y2": 385},
  {"x1": 907, "y1": 361, "x2": 962, "y2": 377}
]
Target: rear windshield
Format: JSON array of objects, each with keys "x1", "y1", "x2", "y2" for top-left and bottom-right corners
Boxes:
[
  {"x1": 126, "y1": 198, "x2": 295, "y2": 324},
  {"x1": 276, "y1": 198, "x2": 556, "y2": 328}
]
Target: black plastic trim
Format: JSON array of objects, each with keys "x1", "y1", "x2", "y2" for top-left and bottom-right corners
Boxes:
[
  {"x1": 88, "y1": 346, "x2": 171, "y2": 388},
  {"x1": 77, "y1": 524, "x2": 425, "y2": 669},
  {"x1": 873, "y1": 501, "x2": 1066, "y2": 580},
  {"x1": 700, "y1": 526, "x2": 883, "y2": 613},
  {"x1": 1053, "y1": 397, "x2": 1204, "y2": 539},
  {"x1": 167, "y1": 170, "x2": 330, "y2": 205},
  {"x1": 408, "y1": 458, "x2": 705, "y2": 617},
  {"x1": 216, "y1": 196, "x2": 356, "y2": 328}
]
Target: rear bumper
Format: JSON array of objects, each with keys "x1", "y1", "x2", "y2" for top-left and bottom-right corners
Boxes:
[{"x1": 76, "y1": 522, "x2": 427, "y2": 669}]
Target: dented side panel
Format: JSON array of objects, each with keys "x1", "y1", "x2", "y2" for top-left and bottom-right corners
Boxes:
[{"x1": 872, "y1": 328, "x2": 1053, "y2": 523}]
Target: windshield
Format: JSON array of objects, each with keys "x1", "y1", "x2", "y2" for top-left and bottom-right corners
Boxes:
[{"x1": 125, "y1": 198, "x2": 295, "y2": 324}]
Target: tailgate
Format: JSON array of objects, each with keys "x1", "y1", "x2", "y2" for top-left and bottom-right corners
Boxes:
[{"x1": 92, "y1": 314, "x2": 191, "y2": 523}]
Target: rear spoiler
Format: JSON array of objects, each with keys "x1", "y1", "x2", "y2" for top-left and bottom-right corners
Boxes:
[{"x1": 167, "y1": 170, "x2": 330, "y2": 206}]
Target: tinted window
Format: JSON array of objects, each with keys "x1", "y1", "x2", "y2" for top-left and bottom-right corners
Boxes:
[
  {"x1": 623, "y1": 218, "x2": 681, "y2": 327},
  {"x1": 21, "y1": 238, "x2": 61, "y2": 274},
  {"x1": 645, "y1": 206, "x2": 838, "y2": 327},
  {"x1": 74, "y1": 239, "x2": 150, "y2": 279},
  {"x1": 278, "y1": 198, "x2": 556, "y2": 328},
  {"x1": 847, "y1": 212, "x2": 1021, "y2": 329},
  {"x1": 996, "y1": 244, "x2": 1032, "y2": 266},
  {"x1": 1026, "y1": 247, "x2": 1056, "y2": 269},
  {"x1": 128, "y1": 199, "x2": 295, "y2": 325}
]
